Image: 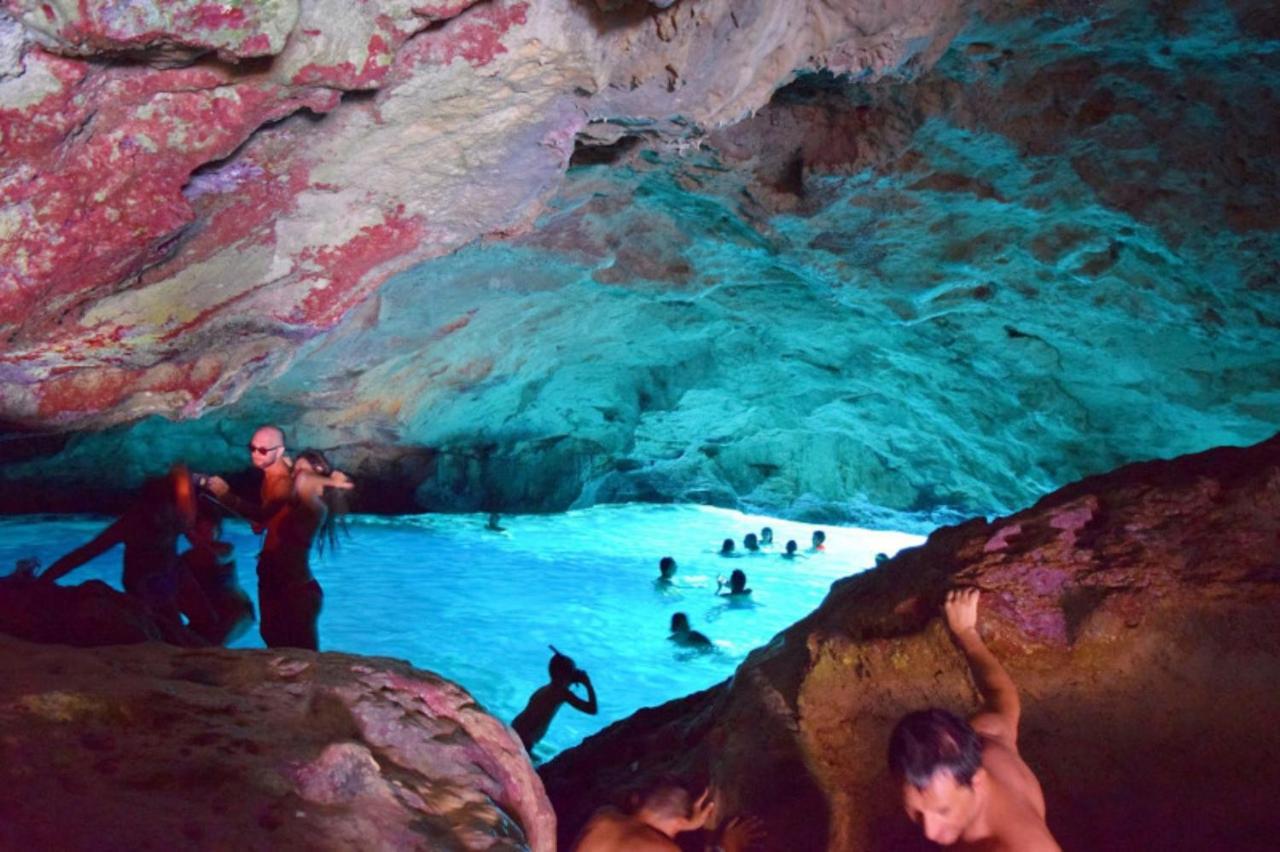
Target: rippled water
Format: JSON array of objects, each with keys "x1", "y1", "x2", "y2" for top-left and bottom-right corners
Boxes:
[{"x1": 0, "y1": 504, "x2": 923, "y2": 758}]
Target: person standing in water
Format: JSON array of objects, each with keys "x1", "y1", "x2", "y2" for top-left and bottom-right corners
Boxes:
[
  {"x1": 888, "y1": 588, "x2": 1060, "y2": 850},
  {"x1": 206, "y1": 424, "x2": 295, "y2": 530},
  {"x1": 254, "y1": 448, "x2": 352, "y2": 650},
  {"x1": 512, "y1": 646, "x2": 598, "y2": 753},
  {"x1": 716, "y1": 569, "x2": 752, "y2": 598},
  {"x1": 656, "y1": 556, "x2": 677, "y2": 587},
  {"x1": 669, "y1": 612, "x2": 713, "y2": 650},
  {"x1": 782, "y1": 540, "x2": 799, "y2": 559}
]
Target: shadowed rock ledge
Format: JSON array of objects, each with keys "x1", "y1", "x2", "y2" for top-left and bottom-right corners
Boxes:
[
  {"x1": 541, "y1": 433, "x2": 1280, "y2": 851},
  {"x1": 0, "y1": 639, "x2": 555, "y2": 851}
]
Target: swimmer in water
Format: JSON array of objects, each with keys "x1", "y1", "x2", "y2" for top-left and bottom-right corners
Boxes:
[
  {"x1": 875, "y1": 552, "x2": 890, "y2": 568},
  {"x1": 743, "y1": 533, "x2": 760, "y2": 553},
  {"x1": 716, "y1": 568, "x2": 751, "y2": 598},
  {"x1": 760, "y1": 527, "x2": 774, "y2": 547},
  {"x1": 782, "y1": 539, "x2": 799, "y2": 559},
  {"x1": 669, "y1": 612, "x2": 713, "y2": 650},
  {"x1": 511, "y1": 646, "x2": 598, "y2": 753},
  {"x1": 810, "y1": 530, "x2": 826, "y2": 552},
  {"x1": 719, "y1": 538, "x2": 738, "y2": 557},
  {"x1": 656, "y1": 556, "x2": 677, "y2": 587},
  {"x1": 486, "y1": 512, "x2": 506, "y2": 532}
]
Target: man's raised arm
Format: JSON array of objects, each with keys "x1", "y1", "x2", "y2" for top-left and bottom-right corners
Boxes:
[{"x1": 944, "y1": 587, "x2": 1022, "y2": 747}]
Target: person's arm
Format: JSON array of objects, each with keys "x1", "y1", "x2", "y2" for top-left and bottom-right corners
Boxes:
[
  {"x1": 563, "y1": 671, "x2": 599, "y2": 715},
  {"x1": 206, "y1": 475, "x2": 293, "y2": 526},
  {"x1": 944, "y1": 587, "x2": 1021, "y2": 746},
  {"x1": 716, "y1": 815, "x2": 766, "y2": 852},
  {"x1": 39, "y1": 519, "x2": 125, "y2": 584}
]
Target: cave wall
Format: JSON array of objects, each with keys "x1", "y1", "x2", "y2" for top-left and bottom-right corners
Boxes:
[{"x1": 1, "y1": 0, "x2": 1278, "y2": 520}]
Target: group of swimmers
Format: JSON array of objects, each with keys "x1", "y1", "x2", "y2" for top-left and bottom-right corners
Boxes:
[{"x1": 32, "y1": 425, "x2": 353, "y2": 652}]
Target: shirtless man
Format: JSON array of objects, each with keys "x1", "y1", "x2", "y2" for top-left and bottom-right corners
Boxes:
[
  {"x1": 888, "y1": 588, "x2": 1061, "y2": 851},
  {"x1": 572, "y1": 783, "x2": 762, "y2": 852},
  {"x1": 511, "y1": 647, "x2": 598, "y2": 753},
  {"x1": 206, "y1": 425, "x2": 293, "y2": 528}
]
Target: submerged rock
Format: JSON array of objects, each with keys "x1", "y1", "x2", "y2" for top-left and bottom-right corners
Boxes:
[
  {"x1": 0, "y1": 637, "x2": 554, "y2": 850},
  {"x1": 541, "y1": 434, "x2": 1280, "y2": 851}
]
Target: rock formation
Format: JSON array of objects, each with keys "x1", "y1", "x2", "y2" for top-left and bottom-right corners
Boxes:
[
  {"x1": 0, "y1": 635, "x2": 555, "y2": 850},
  {"x1": 540, "y1": 433, "x2": 1280, "y2": 851},
  {"x1": 3, "y1": 0, "x2": 1275, "y2": 522}
]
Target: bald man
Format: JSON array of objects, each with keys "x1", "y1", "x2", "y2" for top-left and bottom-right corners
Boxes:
[{"x1": 207, "y1": 424, "x2": 293, "y2": 528}]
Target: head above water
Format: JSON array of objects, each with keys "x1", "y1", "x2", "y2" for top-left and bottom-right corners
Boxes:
[
  {"x1": 720, "y1": 538, "x2": 735, "y2": 553},
  {"x1": 249, "y1": 425, "x2": 287, "y2": 471},
  {"x1": 785, "y1": 539, "x2": 797, "y2": 554},
  {"x1": 743, "y1": 532, "x2": 759, "y2": 551},
  {"x1": 889, "y1": 708, "x2": 986, "y2": 846},
  {"x1": 760, "y1": 526, "x2": 773, "y2": 544},
  {"x1": 670, "y1": 612, "x2": 690, "y2": 632},
  {"x1": 548, "y1": 645, "x2": 578, "y2": 684},
  {"x1": 729, "y1": 568, "x2": 747, "y2": 592},
  {"x1": 812, "y1": 530, "x2": 826, "y2": 547},
  {"x1": 659, "y1": 556, "x2": 677, "y2": 578},
  {"x1": 875, "y1": 552, "x2": 890, "y2": 567}
]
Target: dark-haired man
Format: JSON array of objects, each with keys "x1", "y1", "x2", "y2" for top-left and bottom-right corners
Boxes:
[
  {"x1": 571, "y1": 782, "x2": 763, "y2": 852},
  {"x1": 888, "y1": 588, "x2": 1060, "y2": 851}
]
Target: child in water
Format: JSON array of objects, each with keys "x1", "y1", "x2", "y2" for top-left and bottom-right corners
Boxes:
[
  {"x1": 669, "y1": 612, "x2": 713, "y2": 650},
  {"x1": 511, "y1": 646, "x2": 598, "y2": 753}
]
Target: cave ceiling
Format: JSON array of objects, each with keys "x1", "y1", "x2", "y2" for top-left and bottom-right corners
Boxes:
[{"x1": 1, "y1": 0, "x2": 1277, "y2": 524}]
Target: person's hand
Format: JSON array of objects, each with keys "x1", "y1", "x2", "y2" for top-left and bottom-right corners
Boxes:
[
  {"x1": 672, "y1": 786, "x2": 715, "y2": 832},
  {"x1": 574, "y1": 669, "x2": 591, "y2": 685},
  {"x1": 206, "y1": 475, "x2": 230, "y2": 498},
  {"x1": 944, "y1": 587, "x2": 981, "y2": 637},
  {"x1": 329, "y1": 470, "x2": 354, "y2": 490},
  {"x1": 719, "y1": 815, "x2": 766, "y2": 852}
]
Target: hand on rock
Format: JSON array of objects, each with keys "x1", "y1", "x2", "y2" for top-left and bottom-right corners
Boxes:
[
  {"x1": 944, "y1": 587, "x2": 981, "y2": 637},
  {"x1": 720, "y1": 815, "x2": 767, "y2": 852}
]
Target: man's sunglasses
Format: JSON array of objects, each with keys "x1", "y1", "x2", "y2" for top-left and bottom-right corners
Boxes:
[{"x1": 248, "y1": 444, "x2": 282, "y2": 455}]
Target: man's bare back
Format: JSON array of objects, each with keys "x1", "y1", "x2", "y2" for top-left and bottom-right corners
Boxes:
[{"x1": 572, "y1": 807, "x2": 683, "y2": 852}]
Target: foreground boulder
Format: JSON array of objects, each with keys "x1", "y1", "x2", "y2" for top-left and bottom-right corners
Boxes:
[
  {"x1": 0, "y1": 638, "x2": 554, "y2": 850},
  {"x1": 0, "y1": 574, "x2": 205, "y2": 647},
  {"x1": 542, "y1": 434, "x2": 1280, "y2": 851}
]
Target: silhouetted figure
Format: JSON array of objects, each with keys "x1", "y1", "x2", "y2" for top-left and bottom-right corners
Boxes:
[
  {"x1": 486, "y1": 512, "x2": 506, "y2": 532},
  {"x1": 669, "y1": 612, "x2": 713, "y2": 650},
  {"x1": 888, "y1": 589, "x2": 1060, "y2": 851},
  {"x1": 512, "y1": 646, "x2": 598, "y2": 752},
  {"x1": 782, "y1": 540, "x2": 799, "y2": 559},
  {"x1": 256, "y1": 448, "x2": 352, "y2": 650},
  {"x1": 40, "y1": 465, "x2": 201, "y2": 625},
  {"x1": 719, "y1": 538, "x2": 737, "y2": 557},
  {"x1": 760, "y1": 527, "x2": 774, "y2": 547},
  {"x1": 657, "y1": 556, "x2": 677, "y2": 586},
  {"x1": 810, "y1": 530, "x2": 826, "y2": 552},
  {"x1": 716, "y1": 568, "x2": 751, "y2": 598},
  {"x1": 875, "y1": 552, "x2": 890, "y2": 567},
  {"x1": 177, "y1": 503, "x2": 254, "y2": 645},
  {"x1": 743, "y1": 533, "x2": 759, "y2": 552}
]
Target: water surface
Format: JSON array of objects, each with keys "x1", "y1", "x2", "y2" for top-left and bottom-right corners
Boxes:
[{"x1": 1, "y1": 504, "x2": 923, "y2": 758}]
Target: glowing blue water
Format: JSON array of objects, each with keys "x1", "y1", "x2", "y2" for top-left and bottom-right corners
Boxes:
[{"x1": 0, "y1": 504, "x2": 923, "y2": 758}]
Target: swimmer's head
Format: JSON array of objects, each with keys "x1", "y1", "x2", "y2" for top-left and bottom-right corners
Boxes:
[
  {"x1": 889, "y1": 708, "x2": 986, "y2": 846},
  {"x1": 548, "y1": 646, "x2": 577, "y2": 684},
  {"x1": 785, "y1": 540, "x2": 797, "y2": 555},
  {"x1": 760, "y1": 526, "x2": 773, "y2": 544},
  {"x1": 720, "y1": 538, "x2": 735, "y2": 554},
  {"x1": 729, "y1": 569, "x2": 747, "y2": 592},
  {"x1": 875, "y1": 552, "x2": 890, "y2": 567},
  {"x1": 671, "y1": 612, "x2": 691, "y2": 632},
  {"x1": 743, "y1": 533, "x2": 759, "y2": 551},
  {"x1": 659, "y1": 556, "x2": 677, "y2": 578},
  {"x1": 812, "y1": 530, "x2": 826, "y2": 547}
]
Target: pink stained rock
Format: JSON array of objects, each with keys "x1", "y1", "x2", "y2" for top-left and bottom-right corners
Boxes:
[
  {"x1": 0, "y1": 637, "x2": 555, "y2": 851},
  {"x1": 541, "y1": 434, "x2": 1280, "y2": 851}
]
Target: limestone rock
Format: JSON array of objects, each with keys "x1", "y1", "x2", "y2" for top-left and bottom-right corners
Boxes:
[
  {"x1": 0, "y1": 636, "x2": 555, "y2": 850},
  {"x1": 540, "y1": 434, "x2": 1280, "y2": 851}
]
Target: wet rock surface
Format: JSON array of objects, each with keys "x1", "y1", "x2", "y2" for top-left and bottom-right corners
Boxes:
[
  {"x1": 0, "y1": 636, "x2": 554, "y2": 851},
  {"x1": 540, "y1": 433, "x2": 1280, "y2": 851}
]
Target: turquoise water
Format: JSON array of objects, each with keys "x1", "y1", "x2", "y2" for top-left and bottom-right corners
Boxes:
[{"x1": 0, "y1": 504, "x2": 923, "y2": 758}]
